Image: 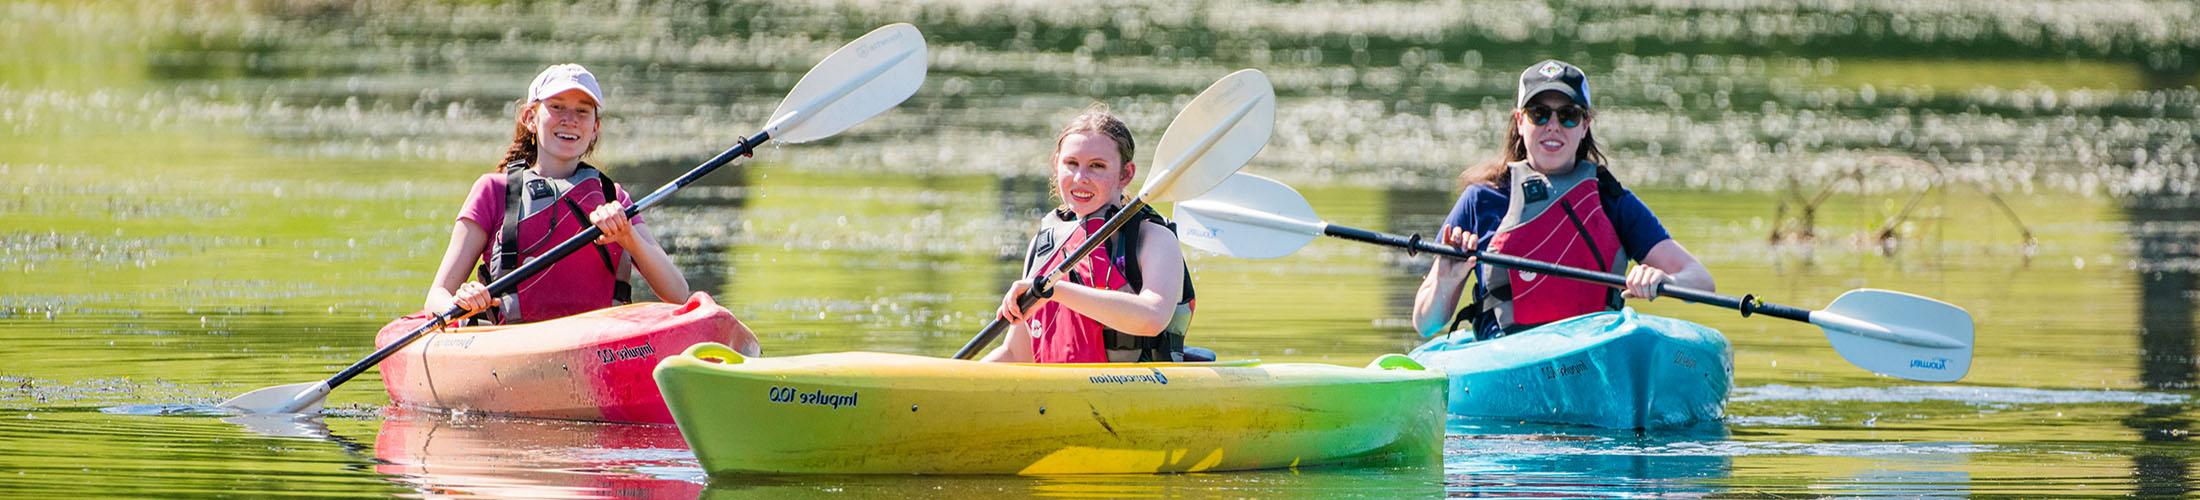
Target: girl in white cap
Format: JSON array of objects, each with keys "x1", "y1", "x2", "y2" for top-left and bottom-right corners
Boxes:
[
  {"x1": 424, "y1": 64, "x2": 690, "y2": 323},
  {"x1": 1412, "y1": 60, "x2": 1714, "y2": 340}
]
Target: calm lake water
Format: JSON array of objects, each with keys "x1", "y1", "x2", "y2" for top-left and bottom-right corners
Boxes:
[{"x1": 4, "y1": 1, "x2": 2196, "y2": 497}]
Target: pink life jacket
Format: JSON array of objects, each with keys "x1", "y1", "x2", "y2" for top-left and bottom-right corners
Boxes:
[
  {"x1": 477, "y1": 161, "x2": 632, "y2": 324},
  {"x1": 1019, "y1": 204, "x2": 1199, "y2": 363},
  {"x1": 1480, "y1": 161, "x2": 1625, "y2": 331},
  {"x1": 1022, "y1": 216, "x2": 1126, "y2": 363}
]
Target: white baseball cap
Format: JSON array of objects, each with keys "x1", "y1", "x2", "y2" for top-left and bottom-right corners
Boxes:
[{"x1": 526, "y1": 63, "x2": 605, "y2": 109}]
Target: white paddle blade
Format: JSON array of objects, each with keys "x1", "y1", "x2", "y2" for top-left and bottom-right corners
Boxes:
[
  {"x1": 765, "y1": 23, "x2": 928, "y2": 144},
  {"x1": 1173, "y1": 173, "x2": 1323, "y2": 259},
  {"x1": 1142, "y1": 69, "x2": 1276, "y2": 203},
  {"x1": 1815, "y1": 289, "x2": 1974, "y2": 382},
  {"x1": 218, "y1": 381, "x2": 329, "y2": 415}
]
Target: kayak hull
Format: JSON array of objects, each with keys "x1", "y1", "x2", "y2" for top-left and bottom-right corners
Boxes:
[
  {"x1": 376, "y1": 292, "x2": 756, "y2": 424},
  {"x1": 1409, "y1": 309, "x2": 1732, "y2": 429},
  {"x1": 655, "y1": 345, "x2": 1446, "y2": 475}
]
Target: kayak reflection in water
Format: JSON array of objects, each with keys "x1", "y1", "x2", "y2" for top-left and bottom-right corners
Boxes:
[
  {"x1": 985, "y1": 105, "x2": 1199, "y2": 363},
  {"x1": 423, "y1": 64, "x2": 692, "y2": 325},
  {"x1": 1412, "y1": 60, "x2": 1716, "y2": 340}
]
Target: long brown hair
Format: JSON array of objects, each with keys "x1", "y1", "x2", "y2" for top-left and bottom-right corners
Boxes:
[
  {"x1": 1050, "y1": 103, "x2": 1137, "y2": 207},
  {"x1": 495, "y1": 99, "x2": 600, "y2": 171},
  {"x1": 1457, "y1": 109, "x2": 1611, "y2": 191}
]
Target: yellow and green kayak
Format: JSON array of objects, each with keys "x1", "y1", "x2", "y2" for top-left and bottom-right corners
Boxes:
[{"x1": 654, "y1": 343, "x2": 1446, "y2": 475}]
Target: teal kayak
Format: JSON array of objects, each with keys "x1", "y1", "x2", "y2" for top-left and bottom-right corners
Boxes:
[{"x1": 1408, "y1": 309, "x2": 1732, "y2": 429}]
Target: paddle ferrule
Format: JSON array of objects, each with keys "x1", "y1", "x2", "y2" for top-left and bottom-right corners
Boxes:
[
  {"x1": 1742, "y1": 295, "x2": 1811, "y2": 322},
  {"x1": 1325, "y1": 224, "x2": 1472, "y2": 261}
]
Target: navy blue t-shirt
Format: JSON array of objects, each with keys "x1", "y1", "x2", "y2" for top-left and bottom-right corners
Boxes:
[{"x1": 1440, "y1": 181, "x2": 1672, "y2": 339}]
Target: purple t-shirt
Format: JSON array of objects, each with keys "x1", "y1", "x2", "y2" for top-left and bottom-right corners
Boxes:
[{"x1": 1441, "y1": 181, "x2": 1670, "y2": 338}]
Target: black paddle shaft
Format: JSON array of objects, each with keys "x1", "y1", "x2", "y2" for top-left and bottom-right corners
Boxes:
[
  {"x1": 953, "y1": 199, "x2": 1153, "y2": 360},
  {"x1": 321, "y1": 133, "x2": 773, "y2": 389},
  {"x1": 1320, "y1": 224, "x2": 1813, "y2": 323}
]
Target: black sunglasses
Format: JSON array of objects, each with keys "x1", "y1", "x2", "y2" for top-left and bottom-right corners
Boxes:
[{"x1": 1523, "y1": 104, "x2": 1586, "y2": 128}]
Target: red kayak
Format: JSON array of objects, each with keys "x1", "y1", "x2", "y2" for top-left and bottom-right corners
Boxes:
[{"x1": 375, "y1": 292, "x2": 757, "y2": 424}]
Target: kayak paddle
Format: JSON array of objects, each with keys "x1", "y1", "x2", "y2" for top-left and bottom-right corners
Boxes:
[
  {"x1": 1171, "y1": 172, "x2": 1974, "y2": 383},
  {"x1": 221, "y1": 23, "x2": 930, "y2": 414},
  {"x1": 950, "y1": 69, "x2": 1276, "y2": 360}
]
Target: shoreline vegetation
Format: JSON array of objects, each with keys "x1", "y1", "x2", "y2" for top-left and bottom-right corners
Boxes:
[{"x1": 5, "y1": 0, "x2": 2194, "y2": 197}]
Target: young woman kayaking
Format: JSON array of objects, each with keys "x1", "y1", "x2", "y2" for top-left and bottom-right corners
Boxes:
[
  {"x1": 983, "y1": 105, "x2": 1197, "y2": 363},
  {"x1": 424, "y1": 64, "x2": 690, "y2": 324},
  {"x1": 1412, "y1": 60, "x2": 1715, "y2": 339}
]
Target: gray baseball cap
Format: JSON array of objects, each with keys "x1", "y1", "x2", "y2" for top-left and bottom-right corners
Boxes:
[{"x1": 1516, "y1": 60, "x2": 1590, "y2": 109}]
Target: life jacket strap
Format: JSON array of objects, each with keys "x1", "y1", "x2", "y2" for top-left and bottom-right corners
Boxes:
[
  {"x1": 476, "y1": 161, "x2": 528, "y2": 324},
  {"x1": 1556, "y1": 199, "x2": 1627, "y2": 311}
]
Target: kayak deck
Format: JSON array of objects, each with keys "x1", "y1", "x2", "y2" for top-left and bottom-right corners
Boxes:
[
  {"x1": 655, "y1": 344, "x2": 1446, "y2": 475},
  {"x1": 1410, "y1": 309, "x2": 1733, "y2": 429}
]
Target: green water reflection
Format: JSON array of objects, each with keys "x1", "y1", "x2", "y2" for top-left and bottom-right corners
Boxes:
[{"x1": 3, "y1": 0, "x2": 2195, "y2": 497}]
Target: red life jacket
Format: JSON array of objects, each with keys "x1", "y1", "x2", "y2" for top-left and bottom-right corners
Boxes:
[
  {"x1": 1479, "y1": 161, "x2": 1625, "y2": 332},
  {"x1": 477, "y1": 161, "x2": 632, "y2": 324},
  {"x1": 1019, "y1": 204, "x2": 1196, "y2": 363}
]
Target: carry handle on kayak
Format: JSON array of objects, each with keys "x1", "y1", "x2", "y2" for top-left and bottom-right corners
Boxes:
[
  {"x1": 951, "y1": 69, "x2": 1277, "y2": 360},
  {"x1": 220, "y1": 23, "x2": 930, "y2": 415},
  {"x1": 1171, "y1": 172, "x2": 1974, "y2": 383}
]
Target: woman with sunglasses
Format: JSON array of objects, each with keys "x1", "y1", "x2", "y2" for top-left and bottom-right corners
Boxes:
[{"x1": 1411, "y1": 60, "x2": 1715, "y2": 340}]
